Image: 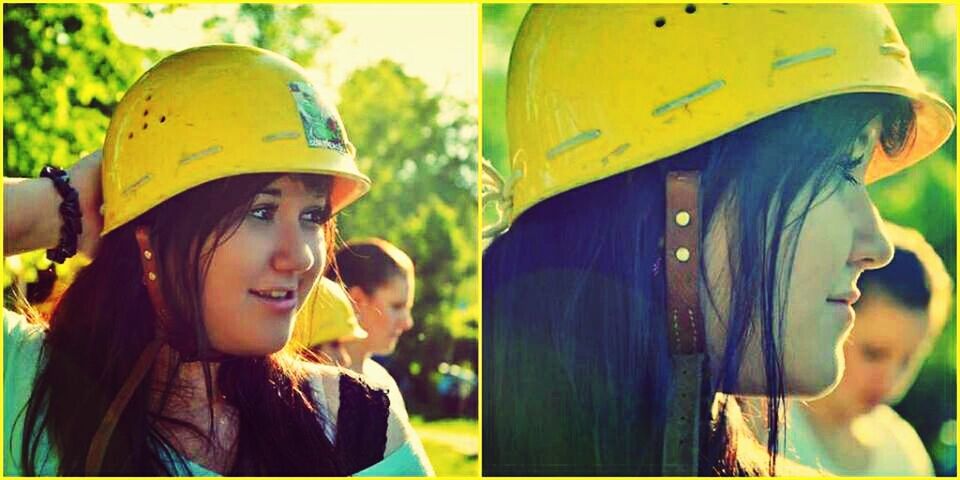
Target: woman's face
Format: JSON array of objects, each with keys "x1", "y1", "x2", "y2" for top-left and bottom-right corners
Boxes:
[
  {"x1": 201, "y1": 176, "x2": 329, "y2": 355},
  {"x1": 814, "y1": 289, "x2": 928, "y2": 419},
  {"x1": 351, "y1": 274, "x2": 415, "y2": 356},
  {"x1": 704, "y1": 120, "x2": 895, "y2": 396}
]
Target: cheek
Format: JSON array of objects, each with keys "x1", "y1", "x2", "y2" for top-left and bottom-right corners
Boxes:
[
  {"x1": 199, "y1": 228, "x2": 272, "y2": 348},
  {"x1": 786, "y1": 202, "x2": 849, "y2": 301}
]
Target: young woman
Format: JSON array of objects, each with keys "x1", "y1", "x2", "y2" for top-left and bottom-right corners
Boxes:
[
  {"x1": 329, "y1": 239, "x2": 416, "y2": 414},
  {"x1": 292, "y1": 277, "x2": 369, "y2": 368},
  {"x1": 481, "y1": 4, "x2": 955, "y2": 476},
  {"x1": 4, "y1": 44, "x2": 432, "y2": 476},
  {"x1": 784, "y1": 224, "x2": 951, "y2": 475}
]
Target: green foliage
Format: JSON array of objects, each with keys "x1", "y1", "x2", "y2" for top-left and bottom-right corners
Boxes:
[
  {"x1": 3, "y1": 3, "x2": 158, "y2": 177},
  {"x1": 410, "y1": 416, "x2": 479, "y2": 476},
  {"x1": 202, "y1": 4, "x2": 341, "y2": 66},
  {"x1": 481, "y1": 4, "x2": 528, "y2": 175},
  {"x1": 336, "y1": 60, "x2": 478, "y2": 416}
]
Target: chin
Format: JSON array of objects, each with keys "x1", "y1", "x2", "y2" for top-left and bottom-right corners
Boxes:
[
  {"x1": 212, "y1": 332, "x2": 292, "y2": 356},
  {"x1": 789, "y1": 359, "x2": 843, "y2": 399}
]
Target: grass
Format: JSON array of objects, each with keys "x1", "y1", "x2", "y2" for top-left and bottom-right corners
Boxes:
[{"x1": 410, "y1": 416, "x2": 479, "y2": 476}]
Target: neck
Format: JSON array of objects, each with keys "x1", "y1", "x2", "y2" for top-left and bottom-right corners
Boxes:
[
  {"x1": 800, "y1": 399, "x2": 855, "y2": 432},
  {"x1": 149, "y1": 345, "x2": 233, "y2": 421},
  {"x1": 148, "y1": 344, "x2": 239, "y2": 473},
  {"x1": 342, "y1": 341, "x2": 373, "y2": 375}
]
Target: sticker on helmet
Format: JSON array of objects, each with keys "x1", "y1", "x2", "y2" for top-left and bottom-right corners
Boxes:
[{"x1": 288, "y1": 81, "x2": 348, "y2": 154}]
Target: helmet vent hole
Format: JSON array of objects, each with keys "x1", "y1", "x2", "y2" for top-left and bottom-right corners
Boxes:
[
  {"x1": 128, "y1": 133, "x2": 133, "y2": 140},
  {"x1": 143, "y1": 109, "x2": 148, "y2": 116},
  {"x1": 142, "y1": 123, "x2": 148, "y2": 130},
  {"x1": 146, "y1": 95, "x2": 152, "y2": 101},
  {"x1": 654, "y1": 17, "x2": 666, "y2": 28},
  {"x1": 685, "y1": 4, "x2": 696, "y2": 14},
  {"x1": 160, "y1": 115, "x2": 166, "y2": 123}
]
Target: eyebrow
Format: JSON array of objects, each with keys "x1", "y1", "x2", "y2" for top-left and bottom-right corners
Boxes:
[{"x1": 255, "y1": 187, "x2": 326, "y2": 199}]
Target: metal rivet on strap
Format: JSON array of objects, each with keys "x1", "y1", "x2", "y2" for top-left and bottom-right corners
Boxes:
[
  {"x1": 675, "y1": 210, "x2": 691, "y2": 227},
  {"x1": 143, "y1": 250, "x2": 153, "y2": 260},
  {"x1": 148, "y1": 272, "x2": 157, "y2": 281},
  {"x1": 675, "y1": 247, "x2": 691, "y2": 262}
]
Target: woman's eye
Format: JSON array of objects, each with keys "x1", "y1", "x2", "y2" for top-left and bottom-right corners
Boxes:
[
  {"x1": 838, "y1": 157, "x2": 864, "y2": 185},
  {"x1": 249, "y1": 205, "x2": 277, "y2": 221},
  {"x1": 301, "y1": 209, "x2": 328, "y2": 226},
  {"x1": 861, "y1": 345, "x2": 887, "y2": 362}
]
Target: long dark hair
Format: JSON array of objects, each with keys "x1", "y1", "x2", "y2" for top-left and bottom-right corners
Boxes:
[
  {"x1": 482, "y1": 93, "x2": 916, "y2": 475},
  {"x1": 18, "y1": 173, "x2": 347, "y2": 475}
]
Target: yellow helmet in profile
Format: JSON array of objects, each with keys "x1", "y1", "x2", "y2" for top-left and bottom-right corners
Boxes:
[
  {"x1": 293, "y1": 277, "x2": 367, "y2": 348},
  {"x1": 101, "y1": 44, "x2": 370, "y2": 235},
  {"x1": 505, "y1": 4, "x2": 955, "y2": 223}
]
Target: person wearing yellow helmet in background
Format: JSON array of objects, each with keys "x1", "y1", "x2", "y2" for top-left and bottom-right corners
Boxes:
[
  {"x1": 482, "y1": 4, "x2": 954, "y2": 476},
  {"x1": 292, "y1": 276, "x2": 369, "y2": 368},
  {"x1": 3, "y1": 44, "x2": 433, "y2": 476}
]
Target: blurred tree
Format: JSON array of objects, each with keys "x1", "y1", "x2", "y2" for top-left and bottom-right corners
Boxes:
[
  {"x1": 3, "y1": 3, "x2": 157, "y2": 177},
  {"x1": 3, "y1": 4, "x2": 158, "y2": 293},
  {"x1": 337, "y1": 60, "x2": 478, "y2": 416},
  {"x1": 201, "y1": 4, "x2": 341, "y2": 67}
]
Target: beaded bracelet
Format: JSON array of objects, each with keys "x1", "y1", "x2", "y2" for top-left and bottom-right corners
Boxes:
[{"x1": 39, "y1": 165, "x2": 82, "y2": 263}]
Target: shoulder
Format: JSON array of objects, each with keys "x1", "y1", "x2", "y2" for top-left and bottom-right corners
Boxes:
[
  {"x1": 362, "y1": 358, "x2": 398, "y2": 389},
  {"x1": 867, "y1": 405, "x2": 934, "y2": 475},
  {"x1": 4, "y1": 308, "x2": 45, "y2": 343},
  {"x1": 362, "y1": 359, "x2": 409, "y2": 420},
  {"x1": 301, "y1": 363, "x2": 416, "y2": 457},
  {"x1": 869, "y1": 405, "x2": 923, "y2": 446},
  {"x1": 4, "y1": 309, "x2": 46, "y2": 374},
  {"x1": 3, "y1": 309, "x2": 51, "y2": 475}
]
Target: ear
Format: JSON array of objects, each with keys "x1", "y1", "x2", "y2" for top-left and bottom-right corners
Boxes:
[{"x1": 347, "y1": 285, "x2": 368, "y2": 307}]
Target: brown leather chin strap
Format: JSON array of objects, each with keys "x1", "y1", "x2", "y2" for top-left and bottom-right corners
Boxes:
[
  {"x1": 85, "y1": 227, "x2": 170, "y2": 474},
  {"x1": 134, "y1": 226, "x2": 174, "y2": 332},
  {"x1": 661, "y1": 171, "x2": 709, "y2": 476}
]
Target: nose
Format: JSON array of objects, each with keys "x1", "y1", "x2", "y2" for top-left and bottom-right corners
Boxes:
[
  {"x1": 849, "y1": 197, "x2": 894, "y2": 271},
  {"x1": 872, "y1": 366, "x2": 897, "y2": 399},
  {"x1": 400, "y1": 310, "x2": 414, "y2": 331},
  {"x1": 271, "y1": 221, "x2": 319, "y2": 274}
]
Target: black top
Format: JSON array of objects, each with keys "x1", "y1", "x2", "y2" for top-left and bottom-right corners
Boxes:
[{"x1": 334, "y1": 371, "x2": 390, "y2": 474}]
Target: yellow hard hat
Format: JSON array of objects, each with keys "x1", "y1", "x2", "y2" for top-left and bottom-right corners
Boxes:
[
  {"x1": 505, "y1": 4, "x2": 955, "y2": 223},
  {"x1": 101, "y1": 44, "x2": 371, "y2": 235},
  {"x1": 292, "y1": 277, "x2": 367, "y2": 347}
]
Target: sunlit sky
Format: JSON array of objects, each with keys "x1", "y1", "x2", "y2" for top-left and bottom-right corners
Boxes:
[{"x1": 105, "y1": 4, "x2": 478, "y2": 101}]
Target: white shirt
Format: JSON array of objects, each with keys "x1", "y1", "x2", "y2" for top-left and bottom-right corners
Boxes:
[{"x1": 784, "y1": 402, "x2": 934, "y2": 476}]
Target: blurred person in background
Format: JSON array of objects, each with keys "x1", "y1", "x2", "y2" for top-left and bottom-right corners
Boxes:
[
  {"x1": 330, "y1": 238, "x2": 416, "y2": 414},
  {"x1": 784, "y1": 223, "x2": 952, "y2": 475},
  {"x1": 292, "y1": 277, "x2": 368, "y2": 368}
]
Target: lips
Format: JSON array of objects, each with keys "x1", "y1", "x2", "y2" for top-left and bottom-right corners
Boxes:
[
  {"x1": 249, "y1": 287, "x2": 298, "y2": 314},
  {"x1": 827, "y1": 289, "x2": 861, "y2": 306},
  {"x1": 249, "y1": 288, "x2": 295, "y2": 300}
]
